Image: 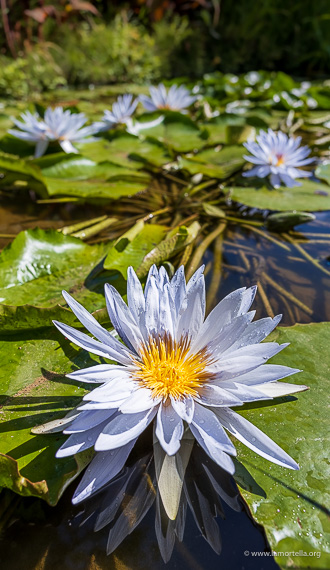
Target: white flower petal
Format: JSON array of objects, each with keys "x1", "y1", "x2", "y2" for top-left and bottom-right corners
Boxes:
[
  {"x1": 119, "y1": 388, "x2": 159, "y2": 414},
  {"x1": 35, "y1": 140, "x2": 49, "y2": 157},
  {"x1": 234, "y1": 364, "x2": 301, "y2": 386},
  {"x1": 56, "y1": 420, "x2": 109, "y2": 458},
  {"x1": 127, "y1": 266, "x2": 146, "y2": 328},
  {"x1": 155, "y1": 403, "x2": 184, "y2": 455},
  {"x1": 190, "y1": 423, "x2": 236, "y2": 474},
  {"x1": 196, "y1": 384, "x2": 243, "y2": 407},
  {"x1": 104, "y1": 283, "x2": 144, "y2": 353},
  {"x1": 67, "y1": 364, "x2": 132, "y2": 384},
  {"x1": 144, "y1": 274, "x2": 160, "y2": 336},
  {"x1": 83, "y1": 377, "x2": 135, "y2": 403},
  {"x1": 95, "y1": 408, "x2": 157, "y2": 451},
  {"x1": 62, "y1": 290, "x2": 129, "y2": 354},
  {"x1": 191, "y1": 403, "x2": 236, "y2": 455},
  {"x1": 216, "y1": 408, "x2": 299, "y2": 470},
  {"x1": 192, "y1": 286, "x2": 256, "y2": 351},
  {"x1": 59, "y1": 140, "x2": 78, "y2": 153},
  {"x1": 170, "y1": 395, "x2": 195, "y2": 423},
  {"x1": 53, "y1": 320, "x2": 133, "y2": 364},
  {"x1": 228, "y1": 315, "x2": 282, "y2": 351},
  {"x1": 72, "y1": 439, "x2": 137, "y2": 504},
  {"x1": 177, "y1": 275, "x2": 205, "y2": 341},
  {"x1": 64, "y1": 409, "x2": 116, "y2": 434},
  {"x1": 256, "y1": 381, "x2": 308, "y2": 398}
]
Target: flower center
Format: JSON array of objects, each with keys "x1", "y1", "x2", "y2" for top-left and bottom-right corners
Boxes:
[
  {"x1": 132, "y1": 335, "x2": 211, "y2": 401},
  {"x1": 275, "y1": 154, "x2": 285, "y2": 166}
]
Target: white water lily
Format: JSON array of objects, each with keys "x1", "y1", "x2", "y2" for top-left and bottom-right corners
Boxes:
[
  {"x1": 96, "y1": 94, "x2": 138, "y2": 131},
  {"x1": 139, "y1": 83, "x2": 196, "y2": 112},
  {"x1": 9, "y1": 107, "x2": 99, "y2": 157},
  {"x1": 94, "y1": 93, "x2": 164, "y2": 136},
  {"x1": 243, "y1": 128, "x2": 314, "y2": 187},
  {"x1": 54, "y1": 265, "x2": 306, "y2": 504}
]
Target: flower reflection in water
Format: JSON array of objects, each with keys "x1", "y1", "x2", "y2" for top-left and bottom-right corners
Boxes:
[{"x1": 76, "y1": 431, "x2": 242, "y2": 563}]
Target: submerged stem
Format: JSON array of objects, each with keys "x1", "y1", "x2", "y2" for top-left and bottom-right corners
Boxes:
[{"x1": 186, "y1": 221, "x2": 226, "y2": 280}]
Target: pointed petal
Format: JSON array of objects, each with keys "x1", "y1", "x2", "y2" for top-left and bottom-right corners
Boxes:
[
  {"x1": 35, "y1": 140, "x2": 49, "y2": 157},
  {"x1": 72, "y1": 439, "x2": 137, "y2": 504},
  {"x1": 216, "y1": 408, "x2": 299, "y2": 470},
  {"x1": 95, "y1": 407, "x2": 157, "y2": 451},
  {"x1": 53, "y1": 320, "x2": 133, "y2": 365},
  {"x1": 170, "y1": 395, "x2": 195, "y2": 423},
  {"x1": 191, "y1": 403, "x2": 236, "y2": 455},
  {"x1": 119, "y1": 388, "x2": 159, "y2": 414},
  {"x1": 155, "y1": 403, "x2": 184, "y2": 456},
  {"x1": 256, "y1": 381, "x2": 308, "y2": 398},
  {"x1": 67, "y1": 364, "x2": 131, "y2": 384}
]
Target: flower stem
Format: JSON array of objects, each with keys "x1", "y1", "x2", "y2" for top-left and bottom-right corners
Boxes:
[
  {"x1": 283, "y1": 233, "x2": 330, "y2": 277},
  {"x1": 186, "y1": 221, "x2": 226, "y2": 280},
  {"x1": 72, "y1": 217, "x2": 117, "y2": 240},
  {"x1": 206, "y1": 233, "x2": 223, "y2": 313}
]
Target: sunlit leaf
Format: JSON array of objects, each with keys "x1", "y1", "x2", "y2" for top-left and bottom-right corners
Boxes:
[{"x1": 236, "y1": 323, "x2": 330, "y2": 569}]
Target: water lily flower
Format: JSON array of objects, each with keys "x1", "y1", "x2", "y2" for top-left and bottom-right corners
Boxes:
[
  {"x1": 95, "y1": 93, "x2": 164, "y2": 135},
  {"x1": 53, "y1": 265, "x2": 306, "y2": 504},
  {"x1": 96, "y1": 94, "x2": 138, "y2": 131},
  {"x1": 243, "y1": 129, "x2": 314, "y2": 187},
  {"x1": 9, "y1": 107, "x2": 99, "y2": 157},
  {"x1": 139, "y1": 83, "x2": 196, "y2": 112}
]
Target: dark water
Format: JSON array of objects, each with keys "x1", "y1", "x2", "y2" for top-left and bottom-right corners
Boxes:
[{"x1": 1, "y1": 191, "x2": 329, "y2": 570}]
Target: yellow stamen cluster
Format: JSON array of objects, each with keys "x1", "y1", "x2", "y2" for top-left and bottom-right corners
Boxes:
[{"x1": 132, "y1": 335, "x2": 212, "y2": 401}]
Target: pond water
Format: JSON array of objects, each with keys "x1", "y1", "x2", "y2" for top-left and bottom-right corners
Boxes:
[{"x1": 1, "y1": 189, "x2": 328, "y2": 569}]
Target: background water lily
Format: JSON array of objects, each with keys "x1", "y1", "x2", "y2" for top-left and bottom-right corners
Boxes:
[
  {"x1": 53, "y1": 264, "x2": 307, "y2": 505},
  {"x1": 139, "y1": 83, "x2": 197, "y2": 112},
  {"x1": 96, "y1": 94, "x2": 138, "y2": 131},
  {"x1": 9, "y1": 106, "x2": 99, "y2": 157},
  {"x1": 243, "y1": 128, "x2": 314, "y2": 187}
]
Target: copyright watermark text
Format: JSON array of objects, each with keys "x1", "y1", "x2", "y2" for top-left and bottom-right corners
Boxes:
[{"x1": 244, "y1": 550, "x2": 321, "y2": 558}]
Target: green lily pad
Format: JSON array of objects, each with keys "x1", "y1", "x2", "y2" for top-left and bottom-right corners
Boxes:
[
  {"x1": 0, "y1": 326, "x2": 97, "y2": 505},
  {"x1": 77, "y1": 134, "x2": 171, "y2": 170},
  {"x1": 140, "y1": 114, "x2": 207, "y2": 152},
  {"x1": 230, "y1": 180, "x2": 330, "y2": 211},
  {"x1": 236, "y1": 323, "x2": 330, "y2": 569},
  {"x1": 37, "y1": 154, "x2": 150, "y2": 199},
  {"x1": 315, "y1": 162, "x2": 330, "y2": 185},
  {"x1": 40, "y1": 156, "x2": 148, "y2": 181},
  {"x1": 0, "y1": 228, "x2": 113, "y2": 310},
  {"x1": 179, "y1": 145, "x2": 245, "y2": 179}
]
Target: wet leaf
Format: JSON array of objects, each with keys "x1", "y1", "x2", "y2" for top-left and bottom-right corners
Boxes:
[
  {"x1": 179, "y1": 145, "x2": 245, "y2": 179},
  {"x1": 77, "y1": 134, "x2": 171, "y2": 169},
  {"x1": 315, "y1": 162, "x2": 330, "y2": 185},
  {"x1": 0, "y1": 327, "x2": 97, "y2": 505},
  {"x1": 230, "y1": 180, "x2": 330, "y2": 211},
  {"x1": 236, "y1": 323, "x2": 330, "y2": 569},
  {"x1": 140, "y1": 114, "x2": 207, "y2": 152},
  {"x1": 0, "y1": 228, "x2": 113, "y2": 309}
]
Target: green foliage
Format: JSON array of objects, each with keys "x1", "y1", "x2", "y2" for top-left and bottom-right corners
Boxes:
[
  {"x1": 52, "y1": 18, "x2": 159, "y2": 86},
  {"x1": 0, "y1": 48, "x2": 66, "y2": 98}
]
